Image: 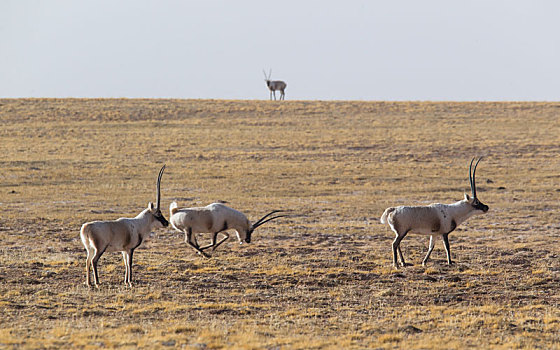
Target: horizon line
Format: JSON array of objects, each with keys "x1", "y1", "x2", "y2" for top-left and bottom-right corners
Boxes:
[{"x1": 1, "y1": 97, "x2": 559, "y2": 103}]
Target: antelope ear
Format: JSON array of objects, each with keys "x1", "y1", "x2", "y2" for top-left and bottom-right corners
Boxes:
[
  {"x1": 148, "y1": 202, "x2": 155, "y2": 211},
  {"x1": 464, "y1": 193, "x2": 470, "y2": 201}
]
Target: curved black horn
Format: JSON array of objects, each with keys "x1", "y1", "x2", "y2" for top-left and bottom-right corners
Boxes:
[
  {"x1": 469, "y1": 157, "x2": 482, "y2": 199},
  {"x1": 156, "y1": 164, "x2": 166, "y2": 210},
  {"x1": 472, "y1": 157, "x2": 482, "y2": 199},
  {"x1": 469, "y1": 157, "x2": 475, "y2": 198},
  {"x1": 252, "y1": 214, "x2": 288, "y2": 230},
  {"x1": 253, "y1": 210, "x2": 285, "y2": 228}
]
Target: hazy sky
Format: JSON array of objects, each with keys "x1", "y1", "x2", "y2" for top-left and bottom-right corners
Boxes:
[{"x1": 2, "y1": 1, "x2": 559, "y2": 100}]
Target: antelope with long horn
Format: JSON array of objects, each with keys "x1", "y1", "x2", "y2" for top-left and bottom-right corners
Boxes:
[
  {"x1": 380, "y1": 158, "x2": 489, "y2": 268},
  {"x1": 263, "y1": 69, "x2": 287, "y2": 101},
  {"x1": 80, "y1": 165, "x2": 169, "y2": 287},
  {"x1": 169, "y1": 201, "x2": 288, "y2": 258}
]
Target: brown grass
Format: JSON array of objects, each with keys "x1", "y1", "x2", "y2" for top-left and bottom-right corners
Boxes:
[{"x1": 0, "y1": 98, "x2": 559, "y2": 349}]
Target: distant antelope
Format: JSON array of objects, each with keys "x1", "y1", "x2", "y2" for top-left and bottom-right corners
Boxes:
[
  {"x1": 80, "y1": 165, "x2": 169, "y2": 287},
  {"x1": 263, "y1": 69, "x2": 287, "y2": 101},
  {"x1": 380, "y1": 158, "x2": 489, "y2": 268},
  {"x1": 170, "y1": 201, "x2": 288, "y2": 257}
]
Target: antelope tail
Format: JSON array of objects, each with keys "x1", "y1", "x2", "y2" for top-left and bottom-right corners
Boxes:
[
  {"x1": 79, "y1": 223, "x2": 94, "y2": 249},
  {"x1": 170, "y1": 202, "x2": 179, "y2": 216},
  {"x1": 380, "y1": 207, "x2": 396, "y2": 224}
]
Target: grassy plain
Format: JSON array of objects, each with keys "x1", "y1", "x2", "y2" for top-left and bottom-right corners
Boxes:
[{"x1": 0, "y1": 99, "x2": 559, "y2": 349}]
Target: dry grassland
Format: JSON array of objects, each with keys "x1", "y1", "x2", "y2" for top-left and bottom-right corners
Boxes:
[{"x1": 0, "y1": 99, "x2": 559, "y2": 349}]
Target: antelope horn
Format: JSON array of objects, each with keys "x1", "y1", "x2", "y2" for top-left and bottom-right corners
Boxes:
[
  {"x1": 252, "y1": 214, "x2": 289, "y2": 230},
  {"x1": 268, "y1": 69, "x2": 272, "y2": 80},
  {"x1": 156, "y1": 164, "x2": 166, "y2": 210},
  {"x1": 253, "y1": 210, "x2": 290, "y2": 228},
  {"x1": 469, "y1": 158, "x2": 475, "y2": 198},
  {"x1": 263, "y1": 69, "x2": 268, "y2": 80},
  {"x1": 469, "y1": 157, "x2": 482, "y2": 199}
]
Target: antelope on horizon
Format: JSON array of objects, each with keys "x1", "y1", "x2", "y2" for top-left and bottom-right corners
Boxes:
[
  {"x1": 80, "y1": 165, "x2": 169, "y2": 287},
  {"x1": 263, "y1": 69, "x2": 287, "y2": 101},
  {"x1": 380, "y1": 158, "x2": 489, "y2": 268}
]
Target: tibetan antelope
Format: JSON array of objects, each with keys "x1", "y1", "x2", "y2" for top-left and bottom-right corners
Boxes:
[
  {"x1": 263, "y1": 69, "x2": 287, "y2": 100},
  {"x1": 80, "y1": 165, "x2": 169, "y2": 287},
  {"x1": 380, "y1": 158, "x2": 489, "y2": 268},
  {"x1": 170, "y1": 202, "x2": 288, "y2": 258}
]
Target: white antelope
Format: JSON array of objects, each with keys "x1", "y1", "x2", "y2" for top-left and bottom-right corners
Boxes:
[
  {"x1": 80, "y1": 165, "x2": 169, "y2": 287},
  {"x1": 380, "y1": 158, "x2": 489, "y2": 268},
  {"x1": 263, "y1": 69, "x2": 287, "y2": 101},
  {"x1": 170, "y1": 202, "x2": 288, "y2": 257}
]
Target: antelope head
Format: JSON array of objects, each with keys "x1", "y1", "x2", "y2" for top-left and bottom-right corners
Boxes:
[
  {"x1": 149, "y1": 165, "x2": 169, "y2": 228},
  {"x1": 243, "y1": 210, "x2": 289, "y2": 243},
  {"x1": 465, "y1": 157, "x2": 489, "y2": 213},
  {"x1": 263, "y1": 69, "x2": 272, "y2": 86}
]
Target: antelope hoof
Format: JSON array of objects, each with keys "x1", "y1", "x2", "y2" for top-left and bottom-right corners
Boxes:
[
  {"x1": 198, "y1": 251, "x2": 211, "y2": 259},
  {"x1": 402, "y1": 262, "x2": 413, "y2": 267}
]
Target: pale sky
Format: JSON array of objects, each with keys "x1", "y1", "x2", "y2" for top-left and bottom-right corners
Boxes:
[{"x1": 1, "y1": 1, "x2": 559, "y2": 100}]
